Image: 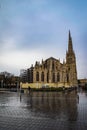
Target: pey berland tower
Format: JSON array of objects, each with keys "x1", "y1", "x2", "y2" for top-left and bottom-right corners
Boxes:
[{"x1": 21, "y1": 31, "x2": 78, "y2": 88}]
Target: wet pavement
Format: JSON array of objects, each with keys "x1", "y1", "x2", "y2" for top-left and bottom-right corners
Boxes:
[{"x1": 0, "y1": 90, "x2": 87, "y2": 130}]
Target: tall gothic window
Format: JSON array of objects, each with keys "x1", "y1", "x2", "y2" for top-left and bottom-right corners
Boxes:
[
  {"x1": 66, "y1": 74, "x2": 69, "y2": 82},
  {"x1": 52, "y1": 61, "x2": 54, "y2": 70},
  {"x1": 41, "y1": 72, "x2": 44, "y2": 82},
  {"x1": 36, "y1": 72, "x2": 39, "y2": 81},
  {"x1": 57, "y1": 73, "x2": 60, "y2": 82},
  {"x1": 53, "y1": 73, "x2": 55, "y2": 82},
  {"x1": 47, "y1": 71, "x2": 49, "y2": 83}
]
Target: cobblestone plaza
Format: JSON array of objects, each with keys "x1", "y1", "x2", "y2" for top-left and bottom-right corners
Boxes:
[{"x1": 0, "y1": 90, "x2": 87, "y2": 130}]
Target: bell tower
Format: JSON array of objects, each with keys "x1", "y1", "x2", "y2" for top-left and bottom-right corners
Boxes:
[{"x1": 66, "y1": 30, "x2": 78, "y2": 87}]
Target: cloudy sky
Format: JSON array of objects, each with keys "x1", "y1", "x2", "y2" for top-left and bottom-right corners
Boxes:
[{"x1": 0, "y1": 0, "x2": 87, "y2": 78}]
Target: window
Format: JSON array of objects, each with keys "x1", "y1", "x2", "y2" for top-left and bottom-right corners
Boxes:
[
  {"x1": 36, "y1": 72, "x2": 39, "y2": 81},
  {"x1": 57, "y1": 73, "x2": 60, "y2": 82},
  {"x1": 66, "y1": 74, "x2": 69, "y2": 82},
  {"x1": 41, "y1": 72, "x2": 44, "y2": 82},
  {"x1": 53, "y1": 73, "x2": 55, "y2": 82},
  {"x1": 47, "y1": 72, "x2": 49, "y2": 83}
]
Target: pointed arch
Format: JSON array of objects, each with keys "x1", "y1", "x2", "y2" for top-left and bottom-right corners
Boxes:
[
  {"x1": 41, "y1": 72, "x2": 44, "y2": 82},
  {"x1": 52, "y1": 61, "x2": 55, "y2": 70},
  {"x1": 36, "y1": 72, "x2": 39, "y2": 81},
  {"x1": 66, "y1": 73, "x2": 69, "y2": 82},
  {"x1": 57, "y1": 72, "x2": 60, "y2": 82},
  {"x1": 47, "y1": 71, "x2": 49, "y2": 83},
  {"x1": 52, "y1": 72, "x2": 55, "y2": 82}
]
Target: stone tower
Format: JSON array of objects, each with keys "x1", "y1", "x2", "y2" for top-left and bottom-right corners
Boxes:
[{"x1": 66, "y1": 30, "x2": 78, "y2": 86}]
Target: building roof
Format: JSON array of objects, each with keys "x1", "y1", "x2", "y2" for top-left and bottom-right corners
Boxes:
[{"x1": 45, "y1": 57, "x2": 60, "y2": 62}]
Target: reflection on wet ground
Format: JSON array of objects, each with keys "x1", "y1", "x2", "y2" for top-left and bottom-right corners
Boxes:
[{"x1": 0, "y1": 90, "x2": 87, "y2": 130}]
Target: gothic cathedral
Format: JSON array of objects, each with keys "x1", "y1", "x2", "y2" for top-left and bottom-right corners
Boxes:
[{"x1": 33, "y1": 31, "x2": 78, "y2": 87}]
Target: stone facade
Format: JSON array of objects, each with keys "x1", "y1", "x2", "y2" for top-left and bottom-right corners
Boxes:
[{"x1": 33, "y1": 31, "x2": 78, "y2": 87}]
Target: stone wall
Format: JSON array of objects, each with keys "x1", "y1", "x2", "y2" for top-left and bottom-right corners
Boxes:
[{"x1": 21, "y1": 82, "x2": 70, "y2": 89}]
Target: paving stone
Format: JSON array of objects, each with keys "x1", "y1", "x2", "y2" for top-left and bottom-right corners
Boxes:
[{"x1": 0, "y1": 91, "x2": 87, "y2": 130}]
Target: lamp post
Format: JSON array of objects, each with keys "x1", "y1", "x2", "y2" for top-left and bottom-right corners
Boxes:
[
  {"x1": 20, "y1": 82, "x2": 22, "y2": 101},
  {"x1": 17, "y1": 81, "x2": 19, "y2": 92}
]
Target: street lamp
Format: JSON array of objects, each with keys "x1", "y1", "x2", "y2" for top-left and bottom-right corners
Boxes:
[
  {"x1": 20, "y1": 82, "x2": 22, "y2": 93},
  {"x1": 17, "y1": 81, "x2": 19, "y2": 92},
  {"x1": 20, "y1": 82, "x2": 22, "y2": 101}
]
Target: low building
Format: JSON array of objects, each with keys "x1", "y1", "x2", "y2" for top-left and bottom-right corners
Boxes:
[{"x1": 78, "y1": 79, "x2": 87, "y2": 89}]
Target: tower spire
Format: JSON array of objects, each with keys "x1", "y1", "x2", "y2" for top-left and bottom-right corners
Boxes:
[
  {"x1": 66, "y1": 31, "x2": 78, "y2": 87},
  {"x1": 68, "y1": 30, "x2": 73, "y2": 53},
  {"x1": 69, "y1": 30, "x2": 71, "y2": 40}
]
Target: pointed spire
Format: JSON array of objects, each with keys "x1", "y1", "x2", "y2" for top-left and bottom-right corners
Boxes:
[
  {"x1": 63, "y1": 59, "x2": 65, "y2": 64},
  {"x1": 68, "y1": 30, "x2": 73, "y2": 53},
  {"x1": 59, "y1": 58, "x2": 60, "y2": 63},
  {"x1": 69, "y1": 30, "x2": 71, "y2": 40},
  {"x1": 42, "y1": 59, "x2": 43, "y2": 64},
  {"x1": 66, "y1": 50, "x2": 68, "y2": 55}
]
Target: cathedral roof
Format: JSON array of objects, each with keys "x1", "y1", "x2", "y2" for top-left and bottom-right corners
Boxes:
[{"x1": 45, "y1": 57, "x2": 59, "y2": 62}]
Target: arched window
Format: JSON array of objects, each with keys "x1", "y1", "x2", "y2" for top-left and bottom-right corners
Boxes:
[
  {"x1": 52, "y1": 61, "x2": 54, "y2": 70},
  {"x1": 53, "y1": 73, "x2": 55, "y2": 82},
  {"x1": 36, "y1": 72, "x2": 39, "y2": 81},
  {"x1": 41, "y1": 72, "x2": 44, "y2": 82},
  {"x1": 47, "y1": 71, "x2": 49, "y2": 83},
  {"x1": 66, "y1": 74, "x2": 69, "y2": 82},
  {"x1": 57, "y1": 73, "x2": 60, "y2": 82}
]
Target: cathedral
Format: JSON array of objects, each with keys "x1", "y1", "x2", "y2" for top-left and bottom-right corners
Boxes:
[{"x1": 21, "y1": 31, "x2": 78, "y2": 88}]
